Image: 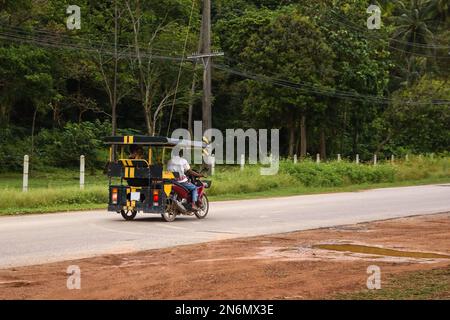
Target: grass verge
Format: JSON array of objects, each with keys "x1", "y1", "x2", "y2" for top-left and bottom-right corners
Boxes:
[{"x1": 335, "y1": 266, "x2": 450, "y2": 300}]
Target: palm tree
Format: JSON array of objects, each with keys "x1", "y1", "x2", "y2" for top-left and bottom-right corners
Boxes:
[{"x1": 392, "y1": 0, "x2": 435, "y2": 56}]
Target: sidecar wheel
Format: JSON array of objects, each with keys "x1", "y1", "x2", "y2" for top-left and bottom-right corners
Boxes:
[{"x1": 121, "y1": 210, "x2": 137, "y2": 221}]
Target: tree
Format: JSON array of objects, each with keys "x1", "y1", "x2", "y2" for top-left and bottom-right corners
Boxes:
[
  {"x1": 0, "y1": 45, "x2": 57, "y2": 154},
  {"x1": 300, "y1": 0, "x2": 391, "y2": 158},
  {"x1": 392, "y1": 0, "x2": 436, "y2": 77},
  {"x1": 125, "y1": 0, "x2": 198, "y2": 136},
  {"x1": 218, "y1": 7, "x2": 335, "y2": 157},
  {"x1": 378, "y1": 76, "x2": 450, "y2": 154}
]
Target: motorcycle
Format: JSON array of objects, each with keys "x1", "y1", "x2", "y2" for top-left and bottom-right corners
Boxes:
[{"x1": 162, "y1": 171, "x2": 211, "y2": 222}]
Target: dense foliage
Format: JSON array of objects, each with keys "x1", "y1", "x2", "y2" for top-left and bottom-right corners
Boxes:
[{"x1": 0, "y1": 0, "x2": 448, "y2": 171}]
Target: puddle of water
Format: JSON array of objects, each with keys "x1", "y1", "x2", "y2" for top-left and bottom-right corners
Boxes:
[{"x1": 312, "y1": 244, "x2": 450, "y2": 259}]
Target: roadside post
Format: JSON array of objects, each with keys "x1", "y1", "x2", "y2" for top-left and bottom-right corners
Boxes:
[
  {"x1": 391, "y1": 154, "x2": 395, "y2": 164},
  {"x1": 23, "y1": 155, "x2": 29, "y2": 192},
  {"x1": 211, "y1": 156, "x2": 216, "y2": 176},
  {"x1": 80, "y1": 155, "x2": 85, "y2": 190},
  {"x1": 337, "y1": 154, "x2": 341, "y2": 162},
  {"x1": 356, "y1": 154, "x2": 360, "y2": 164},
  {"x1": 240, "y1": 154, "x2": 245, "y2": 172},
  {"x1": 373, "y1": 154, "x2": 377, "y2": 166},
  {"x1": 294, "y1": 154, "x2": 297, "y2": 164},
  {"x1": 405, "y1": 154, "x2": 409, "y2": 162},
  {"x1": 316, "y1": 154, "x2": 320, "y2": 164}
]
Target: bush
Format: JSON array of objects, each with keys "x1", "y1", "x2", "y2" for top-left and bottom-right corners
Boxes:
[
  {"x1": 0, "y1": 121, "x2": 112, "y2": 171},
  {"x1": 34, "y1": 120, "x2": 111, "y2": 168},
  {"x1": 0, "y1": 126, "x2": 29, "y2": 172},
  {"x1": 280, "y1": 160, "x2": 397, "y2": 187}
]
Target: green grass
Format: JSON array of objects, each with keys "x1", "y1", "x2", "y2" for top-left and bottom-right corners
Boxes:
[
  {"x1": 335, "y1": 267, "x2": 450, "y2": 300},
  {"x1": 0, "y1": 156, "x2": 448, "y2": 215}
]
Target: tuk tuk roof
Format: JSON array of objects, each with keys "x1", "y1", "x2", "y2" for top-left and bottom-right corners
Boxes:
[{"x1": 104, "y1": 136, "x2": 208, "y2": 149}]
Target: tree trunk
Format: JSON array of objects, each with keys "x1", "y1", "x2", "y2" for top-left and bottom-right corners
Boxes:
[
  {"x1": 144, "y1": 107, "x2": 152, "y2": 136},
  {"x1": 288, "y1": 117, "x2": 295, "y2": 158},
  {"x1": 352, "y1": 129, "x2": 359, "y2": 156},
  {"x1": 52, "y1": 103, "x2": 61, "y2": 128},
  {"x1": 340, "y1": 107, "x2": 347, "y2": 154},
  {"x1": 320, "y1": 128, "x2": 326, "y2": 160},
  {"x1": 0, "y1": 104, "x2": 9, "y2": 126},
  {"x1": 375, "y1": 131, "x2": 393, "y2": 155},
  {"x1": 187, "y1": 80, "x2": 197, "y2": 137},
  {"x1": 31, "y1": 106, "x2": 38, "y2": 157},
  {"x1": 299, "y1": 115, "x2": 307, "y2": 158}
]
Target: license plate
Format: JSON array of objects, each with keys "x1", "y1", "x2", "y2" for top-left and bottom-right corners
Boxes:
[{"x1": 130, "y1": 192, "x2": 140, "y2": 201}]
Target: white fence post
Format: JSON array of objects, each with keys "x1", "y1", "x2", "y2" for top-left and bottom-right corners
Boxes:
[
  {"x1": 240, "y1": 154, "x2": 245, "y2": 172},
  {"x1": 316, "y1": 153, "x2": 320, "y2": 164},
  {"x1": 23, "y1": 155, "x2": 29, "y2": 192},
  {"x1": 391, "y1": 154, "x2": 395, "y2": 164},
  {"x1": 356, "y1": 154, "x2": 360, "y2": 164},
  {"x1": 373, "y1": 154, "x2": 377, "y2": 166},
  {"x1": 294, "y1": 154, "x2": 298, "y2": 164},
  {"x1": 211, "y1": 156, "x2": 216, "y2": 176},
  {"x1": 80, "y1": 155, "x2": 85, "y2": 190},
  {"x1": 337, "y1": 154, "x2": 341, "y2": 162},
  {"x1": 405, "y1": 154, "x2": 409, "y2": 162}
]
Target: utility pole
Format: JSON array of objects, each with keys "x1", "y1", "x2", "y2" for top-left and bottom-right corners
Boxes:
[
  {"x1": 112, "y1": 0, "x2": 118, "y2": 137},
  {"x1": 188, "y1": 0, "x2": 223, "y2": 139},
  {"x1": 187, "y1": 1, "x2": 223, "y2": 173},
  {"x1": 111, "y1": 0, "x2": 119, "y2": 162},
  {"x1": 201, "y1": 0, "x2": 212, "y2": 137}
]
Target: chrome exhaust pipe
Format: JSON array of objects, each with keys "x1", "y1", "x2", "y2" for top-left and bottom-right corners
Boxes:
[{"x1": 173, "y1": 199, "x2": 187, "y2": 213}]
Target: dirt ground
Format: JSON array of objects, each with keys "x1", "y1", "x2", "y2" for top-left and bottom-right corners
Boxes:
[{"x1": 0, "y1": 213, "x2": 449, "y2": 300}]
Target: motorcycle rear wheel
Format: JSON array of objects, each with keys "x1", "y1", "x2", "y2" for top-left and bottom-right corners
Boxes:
[
  {"x1": 161, "y1": 205, "x2": 177, "y2": 222},
  {"x1": 194, "y1": 195, "x2": 209, "y2": 219}
]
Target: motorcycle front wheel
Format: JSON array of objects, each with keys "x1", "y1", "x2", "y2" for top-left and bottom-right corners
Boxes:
[{"x1": 194, "y1": 194, "x2": 209, "y2": 219}]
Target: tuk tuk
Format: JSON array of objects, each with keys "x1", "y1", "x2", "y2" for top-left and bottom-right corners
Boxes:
[{"x1": 104, "y1": 135, "x2": 211, "y2": 222}]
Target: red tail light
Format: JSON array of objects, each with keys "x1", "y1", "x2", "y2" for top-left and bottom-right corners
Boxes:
[
  {"x1": 153, "y1": 191, "x2": 159, "y2": 206},
  {"x1": 112, "y1": 188, "x2": 118, "y2": 204}
]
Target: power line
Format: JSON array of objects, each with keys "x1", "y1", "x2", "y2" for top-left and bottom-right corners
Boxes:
[
  {"x1": 0, "y1": 24, "x2": 182, "y2": 54},
  {"x1": 0, "y1": 22, "x2": 448, "y2": 107},
  {"x1": 221, "y1": 56, "x2": 395, "y2": 102},
  {"x1": 0, "y1": 27, "x2": 188, "y2": 63},
  {"x1": 213, "y1": 63, "x2": 450, "y2": 106}
]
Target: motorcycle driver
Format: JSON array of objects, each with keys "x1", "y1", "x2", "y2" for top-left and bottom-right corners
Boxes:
[{"x1": 167, "y1": 150, "x2": 204, "y2": 210}]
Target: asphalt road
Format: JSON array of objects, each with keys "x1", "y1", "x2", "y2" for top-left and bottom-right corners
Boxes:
[{"x1": 1, "y1": 184, "x2": 449, "y2": 268}]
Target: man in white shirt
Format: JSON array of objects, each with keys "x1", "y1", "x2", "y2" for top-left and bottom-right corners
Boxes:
[{"x1": 167, "y1": 153, "x2": 203, "y2": 210}]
